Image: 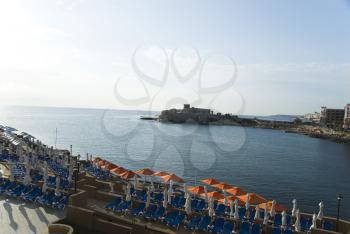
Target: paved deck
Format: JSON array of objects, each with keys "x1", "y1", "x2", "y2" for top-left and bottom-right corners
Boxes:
[{"x1": 0, "y1": 197, "x2": 65, "y2": 234}]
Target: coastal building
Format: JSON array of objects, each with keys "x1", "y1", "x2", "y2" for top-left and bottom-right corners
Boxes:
[
  {"x1": 343, "y1": 104, "x2": 350, "y2": 131},
  {"x1": 304, "y1": 112, "x2": 321, "y2": 123},
  {"x1": 159, "y1": 104, "x2": 213, "y2": 124},
  {"x1": 320, "y1": 106, "x2": 345, "y2": 130}
]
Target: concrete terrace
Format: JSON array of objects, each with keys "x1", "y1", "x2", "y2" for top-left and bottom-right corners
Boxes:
[{"x1": 0, "y1": 197, "x2": 65, "y2": 234}]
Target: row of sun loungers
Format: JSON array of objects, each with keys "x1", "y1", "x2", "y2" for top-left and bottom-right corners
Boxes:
[
  {"x1": 104, "y1": 189, "x2": 334, "y2": 233},
  {"x1": 0, "y1": 178, "x2": 69, "y2": 210}
]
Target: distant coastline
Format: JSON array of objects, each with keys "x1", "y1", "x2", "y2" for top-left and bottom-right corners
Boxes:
[{"x1": 142, "y1": 104, "x2": 350, "y2": 144}]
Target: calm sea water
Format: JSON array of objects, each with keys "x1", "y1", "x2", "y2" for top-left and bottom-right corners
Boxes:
[{"x1": 0, "y1": 106, "x2": 349, "y2": 219}]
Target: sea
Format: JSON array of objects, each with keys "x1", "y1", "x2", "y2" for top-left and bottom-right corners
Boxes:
[{"x1": 0, "y1": 106, "x2": 349, "y2": 219}]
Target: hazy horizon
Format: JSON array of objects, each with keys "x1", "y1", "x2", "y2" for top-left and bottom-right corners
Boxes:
[{"x1": 1, "y1": 1, "x2": 349, "y2": 115}]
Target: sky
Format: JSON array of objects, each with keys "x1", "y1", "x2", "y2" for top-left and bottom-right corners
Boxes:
[{"x1": 0, "y1": 0, "x2": 349, "y2": 115}]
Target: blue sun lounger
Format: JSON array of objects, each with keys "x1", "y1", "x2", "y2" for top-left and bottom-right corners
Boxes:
[
  {"x1": 272, "y1": 227, "x2": 282, "y2": 234},
  {"x1": 300, "y1": 217, "x2": 311, "y2": 232},
  {"x1": 211, "y1": 217, "x2": 225, "y2": 233},
  {"x1": 197, "y1": 215, "x2": 211, "y2": 232},
  {"x1": 164, "y1": 211, "x2": 179, "y2": 225},
  {"x1": 223, "y1": 221, "x2": 235, "y2": 234},
  {"x1": 153, "y1": 206, "x2": 165, "y2": 221},
  {"x1": 195, "y1": 199, "x2": 206, "y2": 212},
  {"x1": 274, "y1": 214, "x2": 282, "y2": 226},
  {"x1": 239, "y1": 207, "x2": 246, "y2": 220},
  {"x1": 186, "y1": 215, "x2": 201, "y2": 230},
  {"x1": 115, "y1": 201, "x2": 131, "y2": 213},
  {"x1": 239, "y1": 221, "x2": 251, "y2": 234},
  {"x1": 215, "y1": 204, "x2": 226, "y2": 216},
  {"x1": 144, "y1": 204, "x2": 157, "y2": 220},
  {"x1": 169, "y1": 213, "x2": 185, "y2": 230},
  {"x1": 131, "y1": 203, "x2": 145, "y2": 216},
  {"x1": 251, "y1": 223, "x2": 262, "y2": 234},
  {"x1": 323, "y1": 220, "x2": 333, "y2": 231},
  {"x1": 191, "y1": 199, "x2": 198, "y2": 210},
  {"x1": 105, "y1": 196, "x2": 122, "y2": 210}
]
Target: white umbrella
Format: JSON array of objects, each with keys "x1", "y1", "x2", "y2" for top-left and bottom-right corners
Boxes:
[
  {"x1": 183, "y1": 183, "x2": 188, "y2": 197},
  {"x1": 223, "y1": 190, "x2": 228, "y2": 206},
  {"x1": 126, "y1": 183, "x2": 131, "y2": 202},
  {"x1": 146, "y1": 187, "x2": 151, "y2": 208},
  {"x1": 245, "y1": 193, "x2": 250, "y2": 210},
  {"x1": 270, "y1": 200, "x2": 276, "y2": 217},
  {"x1": 167, "y1": 189, "x2": 172, "y2": 205},
  {"x1": 163, "y1": 188, "x2": 168, "y2": 208},
  {"x1": 263, "y1": 203, "x2": 269, "y2": 225},
  {"x1": 229, "y1": 200, "x2": 234, "y2": 217},
  {"x1": 294, "y1": 209, "x2": 301, "y2": 232},
  {"x1": 317, "y1": 201, "x2": 324, "y2": 220},
  {"x1": 292, "y1": 199, "x2": 298, "y2": 217},
  {"x1": 281, "y1": 210, "x2": 287, "y2": 227},
  {"x1": 133, "y1": 175, "x2": 138, "y2": 189},
  {"x1": 23, "y1": 165, "x2": 31, "y2": 185},
  {"x1": 68, "y1": 164, "x2": 73, "y2": 183},
  {"x1": 150, "y1": 181, "x2": 155, "y2": 193},
  {"x1": 9, "y1": 164, "x2": 14, "y2": 182},
  {"x1": 233, "y1": 199, "x2": 239, "y2": 220},
  {"x1": 168, "y1": 180, "x2": 174, "y2": 194},
  {"x1": 185, "y1": 193, "x2": 192, "y2": 215},
  {"x1": 209, "y1": 198, "x2": 215, "y2": 218},
  {"x1": 55, "y1": 176, "x2": 61, "y2": 196},
  {"x1": 42, "y1": 181, "x2": 48, "y2": 193},
  {"x1": 109, "y1": 182, "x2": 115, "y2": 193},
  {"x1": 254, "y1": 204, "x2": 260, "y2": 220},
  {"x1": 204, "y1": 185, "x2": 208, "y2": 202},
  {"x1": 310, "y1": 213, "x2": 317, "y2": 230}
]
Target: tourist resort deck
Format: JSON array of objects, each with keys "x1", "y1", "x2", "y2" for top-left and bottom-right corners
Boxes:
[{"x1": 0, "y1": 125, "x2": 349, "y2": 234}]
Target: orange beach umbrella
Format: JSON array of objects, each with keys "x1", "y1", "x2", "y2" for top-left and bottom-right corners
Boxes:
[
  {"x1": 226, "y1": 187, "x2": 247, "y2": 196},
  {"x1": 259, "y1": 201, "x2": 288, "y2": 213},
  {"x1": 201, "y1": 178, "x2": 220, "y2": 186},
  {"x1": 161, "y1": 174, "x2": 184, "y2": 183},
  {"x1": 218, "y1": 196, "x2": 244, "y2": 206},
  {"x1": 213, "y1": 183, "x2": 234, "y2": 190},
  {"x1": 135, "y1": 168, "x2": 155, "y2": 176},
  {"x1": 237, "y1": 193, "x2": 267, "y2": 205},
  {"x1": 187, "y1": 186, "x2": 205, "y2": 195},
  {"x1": 93, "y1": 157, "x2": 102, "y2": 163},
  {"x1": 110, "y1": 167, "x2": 127, "y2": 175},
  {"x1": 102, "y1": 163, "x2": 118, "y2": 171},
  {"x1": 98, "y1": 160, "x2": 107, "y2": 167},
  {"x1": 153, "y1": 171, "x2": 170, "y2": 177},
  {"x1": 120, "y1": 170, "x2": 139, "y2": 180},
  {"x1": 201, "y1": 191, "x2": 224, "y2": 200}
]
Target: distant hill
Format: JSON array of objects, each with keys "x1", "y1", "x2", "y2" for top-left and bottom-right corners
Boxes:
[{"x1": 239, "y1": 114, "x2": 302, "y2": 123}]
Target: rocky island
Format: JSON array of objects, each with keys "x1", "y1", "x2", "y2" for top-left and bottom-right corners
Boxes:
[{"x1": 157, "y1": 104, "x2": 350, "y2": 144}]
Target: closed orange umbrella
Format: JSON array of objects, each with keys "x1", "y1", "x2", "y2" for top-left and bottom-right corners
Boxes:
[
  {"x1": 102, "y1": 163, "x2": 118, "y2": 170},
  {"x1": 187, "y1": 186, "x2": 205, "y2": 195},
  {"x1": 218, "y1": 196, "x2": 244, "y2": 205},
  {"x1": 237, "y1": 193, "x2": 267, "y2": 205},
  {"x1": 153, "y1": 171, "x2": 170, "y2": 177},
  {"x1": 111, "y1": 167, "x2": 127, "y2": 175},
  {"x1": 120, "y1": 170, "x2": 139, "y2": 180},
  {"x1": 135, "y1": 168, "x2": 155, "y2": 176},
  {"x1": 201, "y1": 191, "x2": 224, "y2": 200},
  {"x1": 201, "y1": 178, "x2": 220, "y2": 186},
  {"x1": 161, "y1": 174, "x2": 184, "y2": 183},
  {"x1": 226, "y1": 187, "x2": 247, "y2": 196},
  {"x1": 259, "y1": 201, "x2": 288, "y2": 213},
  {"x1": 213, "y1": 183, "x2": 234, "y2": 190}
]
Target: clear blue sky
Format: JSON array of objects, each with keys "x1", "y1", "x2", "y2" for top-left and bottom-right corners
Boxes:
[{"x1": 0, "y1": 0, "x2": 349, "y2": 115}]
